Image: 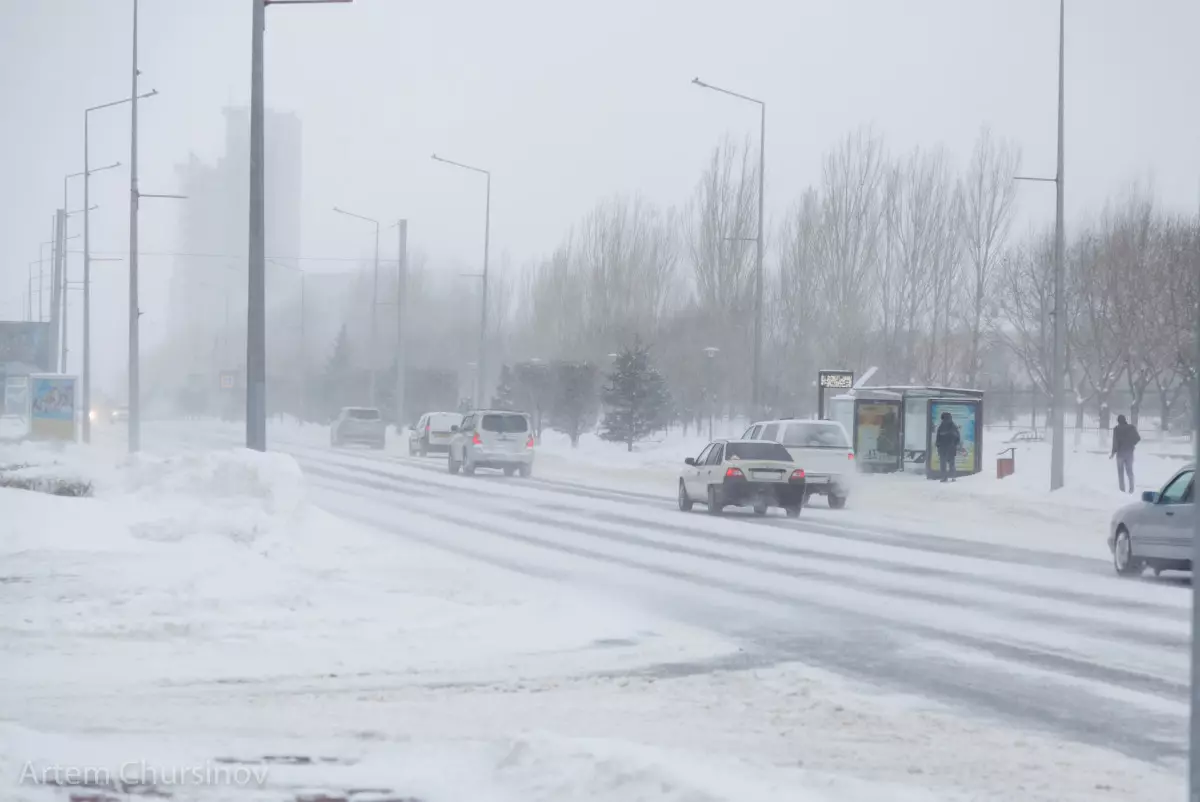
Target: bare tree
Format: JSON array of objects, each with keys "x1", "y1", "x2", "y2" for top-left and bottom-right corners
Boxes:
[
  {"x1": 997, "y1": 232, "x2": 1056, "y2": 400},
  {"x1": 957, "y1": 127, "x2": 1020, "y2": 385},
  {"x1": 815, "y1": 127, "x2": 886, "y2": 368}
]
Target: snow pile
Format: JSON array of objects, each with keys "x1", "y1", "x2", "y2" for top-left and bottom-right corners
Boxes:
[{"x1": 117, "y1": 448, "x2": 307, "y2": 544}]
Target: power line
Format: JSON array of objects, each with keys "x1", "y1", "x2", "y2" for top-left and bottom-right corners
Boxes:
[{"x1": 69, "y1": 249, "x2": 399, "y2": 265}]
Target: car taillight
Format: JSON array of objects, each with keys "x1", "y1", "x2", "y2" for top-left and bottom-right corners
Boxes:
[
  {"x1": 471, "y1": 432, "x2": 482, "y2": 446},
  {"x1": 426, "y1": 423, "x2": 431, "y2": 434},
  {"x1": 847, "y1": 452, "x2": 855, "y2": 460},
  {"x1": 790, "y1": 469, "x2": 806, "y2": 481},
  {"x1": 725, "y1": 467, "x2": 744, "y2": 479},
  {"x1": 526, "y1": 436, "x2": 535, "y2": 449}
]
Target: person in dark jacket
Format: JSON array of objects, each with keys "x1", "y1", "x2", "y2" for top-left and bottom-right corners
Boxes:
[
  {"x1": 934, "y1": 411, "x2": 961, "y2": 483},
  {"x1": 1110, "y1": 414, "x2": 1141, "y2": 493}
]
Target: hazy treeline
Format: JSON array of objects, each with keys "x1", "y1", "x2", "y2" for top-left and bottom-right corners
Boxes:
[{"x1": 215, "y1": 126, "x2": 1198, "y2": 432}]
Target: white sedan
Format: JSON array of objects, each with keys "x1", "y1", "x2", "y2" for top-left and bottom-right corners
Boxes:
[{"x1": 1109, "y1": 463, "x2": 1195, "y2": 576}]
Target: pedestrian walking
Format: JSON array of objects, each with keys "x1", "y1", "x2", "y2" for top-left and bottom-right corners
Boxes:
[
  {"x1": 1110, "y1": 414, "x2": 1141, "y2": 493},
  {"x1": 935, "y1": 411, "x2": 961, "y2": 483}
]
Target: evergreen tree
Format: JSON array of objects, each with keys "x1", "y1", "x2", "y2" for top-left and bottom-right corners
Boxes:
[
  {"x1": 491, "y1": 364, "x2": 517, "y2": 410},
  {"x1": 548, "y1": 361, "x2": 598, "y2": 447},
  {"x1": 600, "y1": 341, "x2": 671, "y2": 451}
]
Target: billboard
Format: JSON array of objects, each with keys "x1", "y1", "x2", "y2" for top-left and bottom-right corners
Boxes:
[
  {"x1": 926, "y1": 399, "x2": 982, "y2": 478},
  {"x1": 817, "y1": 369, "x2": 854, "y2": 420},
  {"x1": 854, "y1": 399, "x2": 903, "y2": 473},
  {"x1": 0, "y1": 322, "x2": 52, "y2": 372},
  {"x1": 29, "y1": 374, "x2": 77, "y2": 441}
]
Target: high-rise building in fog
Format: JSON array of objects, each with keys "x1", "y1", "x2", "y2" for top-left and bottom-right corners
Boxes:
[{"x1": 168, "y1": 107, "x2": 302, "y2": 380}]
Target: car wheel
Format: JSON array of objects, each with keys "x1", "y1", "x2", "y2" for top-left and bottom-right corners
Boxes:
[
  {"x1": 1113, "y1": 527, "x2": 1142, "y2": 577},
  {"x1": 518, "y1": 464, "x2": 532, "y2": 478},
  {"x1": 503, "y1": 466, "x2": 516, "y2": 477},
  {"x1": 448, "y1": 451, "x2": 460, "y2": 475},
  {"x1": 828, "y1": 494, "x2": 847, "y2": 510},
  {"x1": 706, "y1": 486, "x2": 723, "y2": 516},
  {"x1": 752, "y1": 502, "x2": 768, "y2": 516},
  {"x1": 785, "y1": 505, "x2": 801, "y2": 518},
  {"x1": 678, "y1": 481, "x2": 693, "y2": 512}
]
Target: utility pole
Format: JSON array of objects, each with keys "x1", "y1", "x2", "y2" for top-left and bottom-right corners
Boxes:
[
  {"x1": 1189, "y1": 159, "x2": 1200, "y2": 802},
  {"x1": 1050, "y1": 0, "x2": 1066, "y2": 492},
  {"x1": 128, "y1": 0, "x2": 141, "y2": 453},
  {"x1": 431, "y1": 154, "x2": 490, "y2": 407},
  {"x1": 395, "y1": 219, "x2": 408, "y2": 428},
  {"x1": 50, "y1": 210, "x2": 65, "y2": 372},
  {"x1": 398, "y1": 219, "x2": 412, "y2": 429},
  {"x1": 246, "y1": 0, "x2": 267, "y2": 451}
]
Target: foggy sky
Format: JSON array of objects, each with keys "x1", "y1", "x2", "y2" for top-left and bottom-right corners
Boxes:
[{"x1": 2, "y1": 0, "x2": 1197, "y2": 398}]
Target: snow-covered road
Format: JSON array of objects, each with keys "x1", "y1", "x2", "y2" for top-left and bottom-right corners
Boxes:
[
  {"x1": 5, "y1": 423, "x2": 1186, "y2": 800},
  {"x1": 159, "y1": 423, "x2": 1188, "y2": 796}
]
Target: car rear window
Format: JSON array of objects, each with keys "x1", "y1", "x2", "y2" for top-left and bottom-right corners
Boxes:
[
  {"x1": 726, "y1": 442, "x2": 793, "y2": 461},
  {"x1": 782, "y1": 422, "x2": 849, "y2": 448},
  {"x1": 482, "y1": 413, "x2": 528, "y2": 433},
  {"x1": 347, "y1": 408, "x2": 381, "y2": 420},
  {"x1": 427, "y1": 413, "x2": 462, "y2": 431}
]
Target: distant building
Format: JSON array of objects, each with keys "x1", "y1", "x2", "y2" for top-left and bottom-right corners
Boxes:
[{"x1": 166, "y1": 108, "x2": 303, "y2": 382}]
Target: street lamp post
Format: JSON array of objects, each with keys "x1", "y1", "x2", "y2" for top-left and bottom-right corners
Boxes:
[
  {"x1": 83, "y1": 90, "x2": 152, "y2": 443},
  {"x1": 703, "y1": 346, "x2": 720, "y2": 439},
  {"x1": 246, "y1": 0, "x2": 353, "y2": 453},
  {"x1": 692, "y1": 77, "x2": 765, "y2": 420},
  {"x1": 1014, "y1": 0, "x2": 1066, "y2": 492},
  {"x1": 432, "y1": 153, "x2": 491, "y2": 408},
  {"x1": 332, "y1": 206, "x2": 381, "y2": 406},
  {"x1": 60, "y1": 203, "x2": 100, "y2": 373}
]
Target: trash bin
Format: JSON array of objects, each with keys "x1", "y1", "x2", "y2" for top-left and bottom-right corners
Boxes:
[{"x1": 996, "y1": 447, "x2": 1016, "y2": 479}]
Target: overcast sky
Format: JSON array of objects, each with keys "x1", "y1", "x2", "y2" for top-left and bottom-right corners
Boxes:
[{"x1": 2, "y1": 0, "x2": 1197, "y2": 396}]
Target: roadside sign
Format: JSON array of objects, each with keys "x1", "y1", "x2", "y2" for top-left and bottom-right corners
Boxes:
[{"x1": 219, "y1": 371, "x2": 236, "y2": 391}]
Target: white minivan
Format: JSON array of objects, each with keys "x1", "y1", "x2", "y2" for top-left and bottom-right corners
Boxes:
[
  {"x1": 743, "y1": 419, "x2": 855, "y2": 508},
  {"x1": 408, "y1": 411, "x2": 463, "y2": 456},
  {"x1": 448, "y1": 410, "x2": 535, "y2": 477}
]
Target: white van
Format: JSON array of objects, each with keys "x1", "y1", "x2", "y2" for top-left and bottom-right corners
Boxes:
[{"x1": 742, "y1": 419, "x2": 855, "y2": 508}]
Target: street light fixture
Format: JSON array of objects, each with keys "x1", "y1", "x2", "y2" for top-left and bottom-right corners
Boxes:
[
  {"x1": 332, "y1": 206, "x2": 381, "y2": 406},
  {"x1": 692, "y1": 76, "x2": 765, "y2": 421},
  {"x1": 431, "y1": 153, "x2": 491, "y2": 408}
]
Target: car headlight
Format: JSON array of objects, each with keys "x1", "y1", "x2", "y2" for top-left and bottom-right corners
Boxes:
[{"x1": 88, "y1": 409, "x2": 97, "y2": 422}]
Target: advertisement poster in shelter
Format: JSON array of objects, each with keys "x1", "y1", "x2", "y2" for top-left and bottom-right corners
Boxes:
[
  {"x1": 926, "y1": 399, "x2": 981, "y2": 477},
  {"x1": 4, "y1": 376, "x2": 29, "y2": 417},
  {"x1": 854, "y1": 399, "x2": 903, "y2": 472},
  {"x1": 29, "y1": 374, "x2": 77, "y2": 441}
]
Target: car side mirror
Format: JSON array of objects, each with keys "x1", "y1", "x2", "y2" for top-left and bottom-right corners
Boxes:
[
  {"x1": 1141, "y1": 491, "x2": 1158, "y2": 503},
  {"x1": 684, "y1": 457, "x2": 696, "y2": 466}
]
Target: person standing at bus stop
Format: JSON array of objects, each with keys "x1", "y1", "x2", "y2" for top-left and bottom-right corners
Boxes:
[
  {"x1": 1110, "y1": 414, "x2": 1141, "y2": 493},
  {"x1": 935, "y1": 411, "x2": 961, "y2": 483}
]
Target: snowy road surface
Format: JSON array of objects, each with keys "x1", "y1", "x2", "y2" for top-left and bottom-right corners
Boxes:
[{"x1": 3, "y1": 423, "x2": 1187, "y2": 800}]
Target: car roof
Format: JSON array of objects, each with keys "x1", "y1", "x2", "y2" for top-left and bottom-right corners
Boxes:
[
  {"x1": 468, "y1": 409, "x2": 528, "y2": 415},
  {"x1": 343, "y1": 406, "x2": 379, "y2": 412},
  {"x1": 750, "y1": 419, "x2": 842, "y2": 426}
]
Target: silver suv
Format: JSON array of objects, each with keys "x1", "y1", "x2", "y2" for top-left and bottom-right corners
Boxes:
[
  {"x1": 448, "y1": 410, "x2": 534, "y2": 477},
  {"x1": 331, "y1": 406, "x2": 386, "y2": 449}
]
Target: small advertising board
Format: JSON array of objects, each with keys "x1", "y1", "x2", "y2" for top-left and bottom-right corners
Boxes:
[
  {"x1": 817, "y1": 369, "x2": 854, "y2": 420},
  {"x1": 29, "y1": 374, "x2": 78, "y2": 441},
  {"x1": 219, "y1": 370, "x2": 237, "y2": 391},
  {"x1": 925, "y1": 398, "x2": 982, "y2": 478},
  {"x1": 853, "y1": 398, "x2": 903, "y2": 473}
]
